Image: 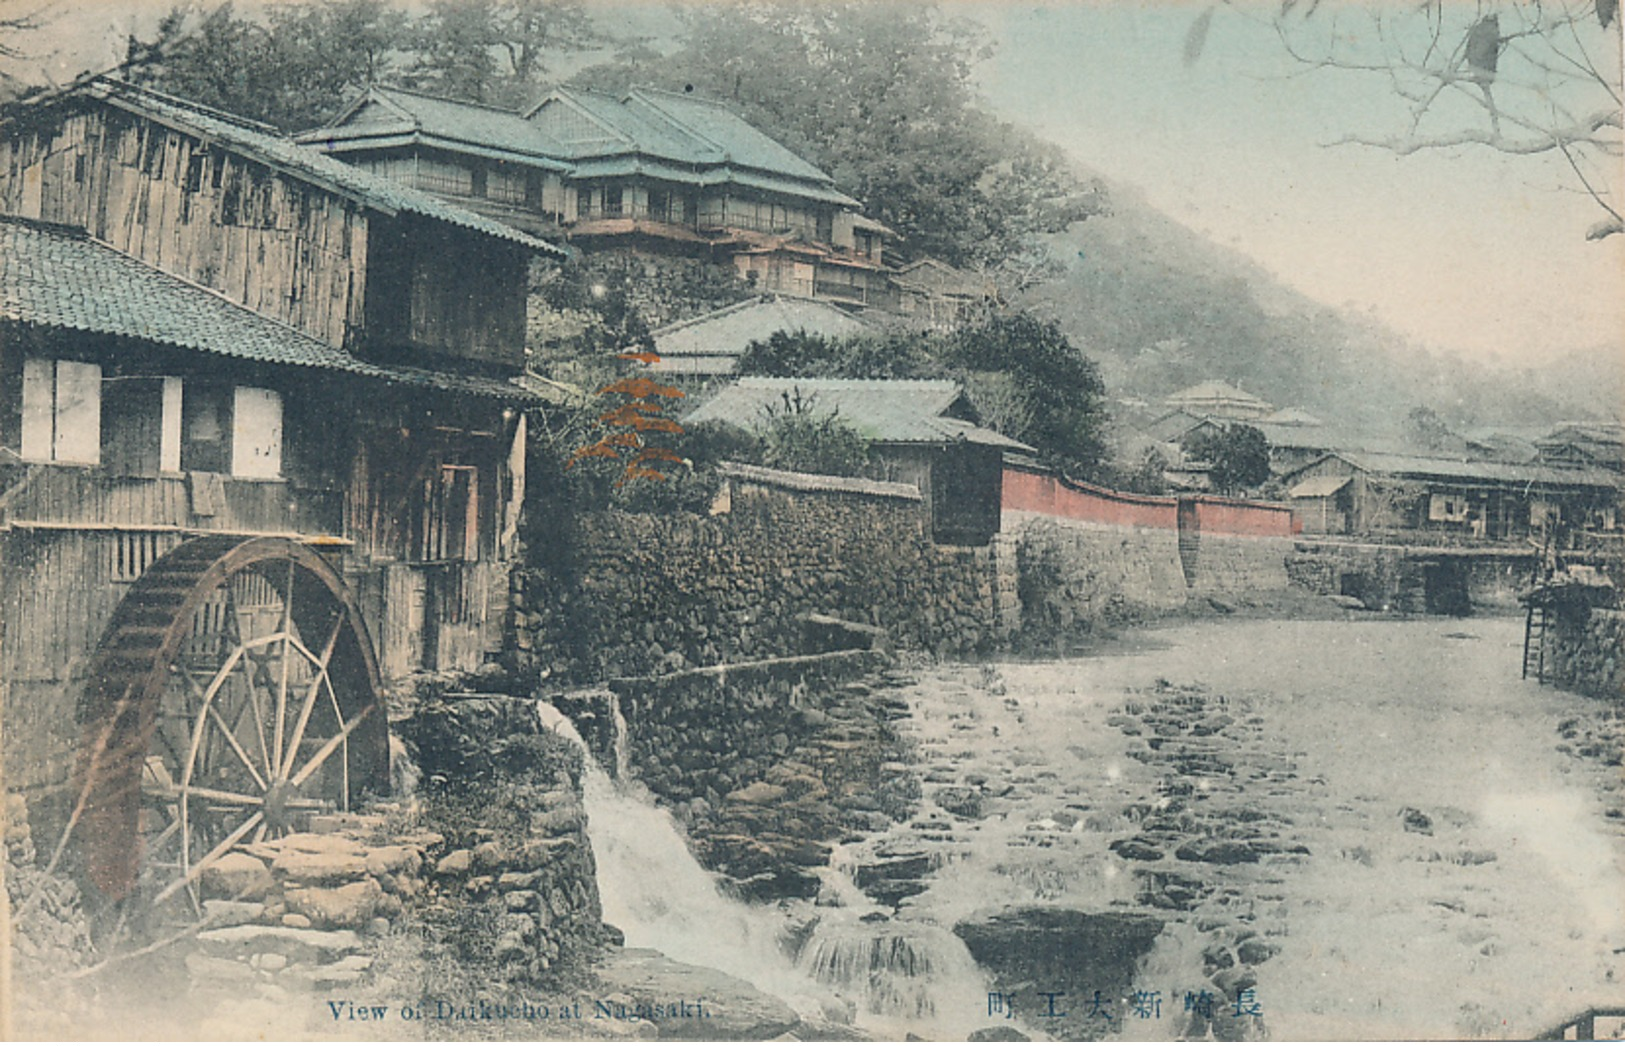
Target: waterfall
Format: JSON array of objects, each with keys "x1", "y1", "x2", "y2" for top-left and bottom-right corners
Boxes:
[
  {"x1": 606, "y1": 690, "x2": 631, "y2": 780},
  {"x1": 795, "y1": 918, "x2": 993, "y2": 1036},
  {"x1": 536, "y1": 701, "x2": 996, "y2": 1039}
]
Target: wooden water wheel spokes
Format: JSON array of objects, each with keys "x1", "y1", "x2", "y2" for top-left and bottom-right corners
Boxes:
[{"x1": 79, "y1": 536, "x2": 387, "y2": 918}]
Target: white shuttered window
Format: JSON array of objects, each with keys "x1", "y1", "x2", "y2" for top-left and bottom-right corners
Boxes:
[
  {"x1": 20, "y1": 358, "x2": 102, "y2": 465},
  {"x1": 230, "y1": 386, "x2": 283, "y2": 478}
]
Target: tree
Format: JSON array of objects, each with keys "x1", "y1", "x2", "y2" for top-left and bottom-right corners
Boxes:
[
  {"x1": 405, "y1": 0, "x2": 597, "y2": 106},
  {"x1": 1206, "y1": 0, "x2": 1623, "y2": 240},
  {"x1": 127, "y1": 0, "x2": 410, "y2": 130},
  {"x1": 946, "y1": 312, "x2": 1110, "y2": 479},
  {"x1": 1182, "y1": 423, "x2": 1272, "y2": 494},
  {"x1": 759, "y1": 391, "x2": 870, "y2": 477},
  {"x1": 1404, "y1": 405, "x2": 1461, "y2": 452},
  {"x1": 734, "y1": 329, "x2": 937, "y2": 381},
  {"x1": 0, "y1": 0, "x2": 47, "y2": 96}
]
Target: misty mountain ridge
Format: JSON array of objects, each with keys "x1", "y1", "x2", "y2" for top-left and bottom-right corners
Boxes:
[{"x1": 1018, "y1": 173, "x2": 1621, "y2": 441}]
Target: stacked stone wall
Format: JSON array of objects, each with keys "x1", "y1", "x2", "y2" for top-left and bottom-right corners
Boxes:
[
  {"x1": 1189, "y1": 534, "x2": 1293, "y2": 594},
  {"x1": 1011, "y1": 515, "x2": 1189, "y2": 640},
  {"x1": 403, "y1": 695, "x2": 606, "y2": 982},
  {"x1": 1547, "y1": 607, "x2": 1625, "y2": 700},
  {"x1": 512, "y1": 473, "x2": 997, "y2": 682}
]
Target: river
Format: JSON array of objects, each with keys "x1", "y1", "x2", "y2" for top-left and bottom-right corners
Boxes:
[{"x1": 591, "y1": 614, "x2": 1625, "y2": 1040}]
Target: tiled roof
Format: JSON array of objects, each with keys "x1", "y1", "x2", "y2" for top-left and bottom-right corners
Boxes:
[
  {"x1": 683, "y1": 376, "x2": 1033, "y2": 451},
  {"x1": 304, "y1": 85, "x2": 572, "y2": 169},
  {"x1": 1297, "y1": 450, "x2": 1620, "y2": 490},
  {"x1": 0, "y1": 216, "x2": 557, "y2": 404},
  {"x1": 622, "y1": 88, "x2": 831, "y2": 183},
  {"x1": 650, "y1": 297, "x2": 872, "y2": 373},
  {"x1": 1165, "y1": 380, "x2": 1274, "y2": 411},
  {"x1": 66, "y1": 79, "x2": 566, "y2": 256}
]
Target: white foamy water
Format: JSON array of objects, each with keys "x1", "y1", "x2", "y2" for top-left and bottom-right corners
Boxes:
[{"x1": 535, "y1": 702, "x2": 991, "y2": 1039}]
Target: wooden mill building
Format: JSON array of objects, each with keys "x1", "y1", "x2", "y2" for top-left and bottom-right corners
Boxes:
[{"x1": 0, "y1": 77, "x2": 565, "y2": 908}]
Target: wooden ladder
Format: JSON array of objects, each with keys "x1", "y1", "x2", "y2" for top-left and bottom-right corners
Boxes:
[{"x1": 1522, "y1": 603, "x2": 1548, "y2": 682}]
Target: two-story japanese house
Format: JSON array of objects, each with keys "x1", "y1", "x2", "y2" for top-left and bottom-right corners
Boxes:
[
  {"x1": 297, "y1": 84, "x2": 897, "y2": 309},
  {"x1": 0, "y1": 76, "x2": 566, "y2": 912}
]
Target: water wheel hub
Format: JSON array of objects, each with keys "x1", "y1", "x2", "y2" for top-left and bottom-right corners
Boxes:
[{"x1": 263, "y1": 780, "x2": 299, "y2": 832}]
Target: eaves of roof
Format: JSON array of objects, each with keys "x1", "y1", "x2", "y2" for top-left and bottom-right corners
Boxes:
[
  {"x1": 31, "y1": 78, "x2": 568, "y2": 257},
  {"x1": 299, "y1": 126, "x2": 574, "y2": 172},
  {"x1": 0, "y1": 216, "x2": 561, "y2": 405}
]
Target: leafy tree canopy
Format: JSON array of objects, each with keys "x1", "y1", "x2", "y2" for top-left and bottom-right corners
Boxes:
[
  {"x1": 734, "y1": 312, "x2": 1109, "y2": 479},
  {"x1": 1181, "y1": 423, "x2": 1272, "y2": 495}
]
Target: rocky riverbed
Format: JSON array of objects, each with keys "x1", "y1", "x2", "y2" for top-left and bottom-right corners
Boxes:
[{"x1": 816, "y1": 614, "x2": 1625, "y2": 1040}]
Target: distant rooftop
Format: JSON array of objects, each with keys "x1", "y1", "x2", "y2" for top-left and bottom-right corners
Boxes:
[
  {"x1": 1164, "y1": 380, "x2": 1275, "y2": 418},
  {"x1": 649, "y1": 297, "x2": 872, "y2": 376},
  {"x1": 1291, "y1": 449, "x2": 1620, "y2": 490},
  {"x1": 684, "y1": 376, "x2": 1032, "y2": 451}
]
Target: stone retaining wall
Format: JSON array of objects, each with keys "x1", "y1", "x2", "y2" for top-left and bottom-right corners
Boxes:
[
  {"x1": 557, "y1": 651, "x2": 917, "y2": 902},
  {"x1": 512, "y1": 467, "x2": 997, "y2": 682},
  {"x1": 403, "y1": 695, "x2": 607, "y2": 981},
  {"x1": 1546, "y1": 607, "x2": 1624, "y2": 700},
  {"x1": 1011, "y1": 515, "x2": 1189, "y2": 640},
  {"x1": 1189, "y1": 534, "x2": 1293, "y2": 594}
]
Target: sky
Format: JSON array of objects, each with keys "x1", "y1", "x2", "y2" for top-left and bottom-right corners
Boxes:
[
  {"x1": 11, "y1": 0, "x2": 1624, "y2": 372},
  {"x1": 966, "y1": 2, "x2": 1624, "y2": 370}
]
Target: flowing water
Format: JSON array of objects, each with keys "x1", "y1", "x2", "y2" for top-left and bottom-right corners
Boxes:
[
  {"x1": 535, "y1": 702, "x2": 992, "y2": 1039},
  {"x1": 543, "y1": 615, "x2": 1625, "y2": 1040}
]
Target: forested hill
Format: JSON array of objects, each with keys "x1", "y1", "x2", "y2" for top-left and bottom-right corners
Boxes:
[
  {"x1": 110, "y1": 0, "x2": 1618, "y2": 434},
  {"x1": 1020, "y1": 181, "x2": 1622, "y2": 434}
]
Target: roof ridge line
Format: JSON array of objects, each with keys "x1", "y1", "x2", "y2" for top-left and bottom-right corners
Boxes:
[
  {"x1": 92, "y1": 77, "x2": 282, "y2": 136},
  {"x1": 623, "y1": 87, "x2": 731, "y2": 159},
  {"x1": 371, "y1": 83, "x2": 527, "y2": 116},
  {"x1": 648, "y1": 296, "x2": 769, "y2": 336}
]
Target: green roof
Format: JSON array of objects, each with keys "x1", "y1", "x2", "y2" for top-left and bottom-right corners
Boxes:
[
  {"x1": 0, "y1": 216, "x2": 555, "y2": 404},
  {"x1": 313, "y1": 83, "x2": 858, "y2": 206},
  {"x1": 60, "y1": 79, "x2": 566, "y2": 256},
  {"x1": 304, "y1": 85, "x2": 572, "y2": 170}
]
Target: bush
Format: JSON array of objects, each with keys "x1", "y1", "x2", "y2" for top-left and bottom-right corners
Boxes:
[{"x1": 759, "y1": 391, "x2": 869, "y2": 477}]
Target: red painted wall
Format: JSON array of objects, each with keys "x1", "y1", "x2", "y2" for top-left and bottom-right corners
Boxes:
[
  {"x1": 1002, "y1": 466, "x2": 1178, "y2": 529},
  {"x1": 1189, "y1": 495, "x2": 1297, "y2": 538},
  {"x1": 1002, "y1": 465, "x2": 1298, "y2": 537}
]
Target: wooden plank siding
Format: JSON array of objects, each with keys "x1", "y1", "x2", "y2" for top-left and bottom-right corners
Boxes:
[
  {"x1": 0, "y1": 107, "x2": 368, "y2": 350},
  {"x1": 0, "y1": 467, "x2": 343, "y2": 537}
]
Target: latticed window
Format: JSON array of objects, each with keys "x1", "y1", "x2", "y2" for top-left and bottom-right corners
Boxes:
[{"x1": 415, "y1": 158, "x2": 474, "y2": 196}]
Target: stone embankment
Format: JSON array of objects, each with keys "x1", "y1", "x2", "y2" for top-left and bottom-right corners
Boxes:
[
  {"x1": 560, "y1": 647, "x2": 921, "y2": 902},
  {"x1": 509, "y1": 472, "x2": 998, "y2": 683},
  {"x1": 1546, "y1": 607, "x2": 1624, "y2": 699},
  {"x1": 400, "y1": 692, "x2": 608, "y2": 985}
]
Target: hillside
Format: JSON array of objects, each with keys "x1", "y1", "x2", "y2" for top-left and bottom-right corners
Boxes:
[{"x1": 1018, "y1": 182, "x2": 1621, "y2": 437}]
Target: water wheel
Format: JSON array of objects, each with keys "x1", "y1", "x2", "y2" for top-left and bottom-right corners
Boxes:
[{"x1": 76, "y1": 535, "x2": 388, "y2": 918}]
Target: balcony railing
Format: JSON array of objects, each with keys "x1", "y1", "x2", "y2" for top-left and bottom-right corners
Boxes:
[{"x1": 573, "y1": 203, "x2": 833, "y2": 243}]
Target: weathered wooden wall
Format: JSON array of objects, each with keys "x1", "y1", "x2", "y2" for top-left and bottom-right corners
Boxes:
[
  {"x1": 362, "y1": 219, "x2": 528, "y2": 368},
  {"x1": 0, "y1": 105, "x2": 368, "y2": 349}
]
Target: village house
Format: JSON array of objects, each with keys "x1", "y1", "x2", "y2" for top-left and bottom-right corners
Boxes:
[
  {"x1": 645, "y1": 295, "x2": 873, "y2": 380},
  {"x1": 1282, "y1": 450, "x2": 1622, "y2": 542},
  {"x1": 683, "y1": 376, "x2": 1031, "y2": 546},
  {"x1": 0, "y1": 76, "x2": 564, "y2": 908},
  {"x1": 298, "y1": 84, "x2": 899, "y2": 310},
  {"x1": 1534, "y1": 421, "x2": 1624, "y2": 473},
  {"x1": 1161, "y1": 379, "x2": 1276, "y2": 421}
]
